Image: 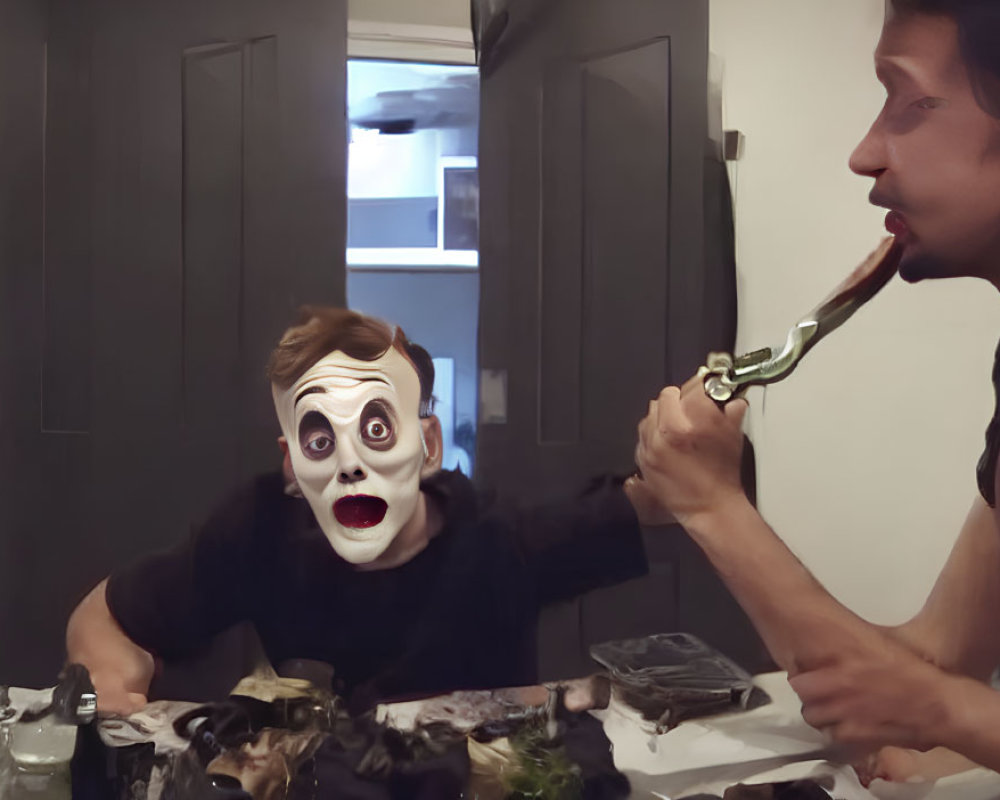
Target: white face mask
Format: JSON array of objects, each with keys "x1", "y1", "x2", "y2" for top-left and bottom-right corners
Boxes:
[{"x1": 272, "y1": 347, "x2": 429, "y2": 564}]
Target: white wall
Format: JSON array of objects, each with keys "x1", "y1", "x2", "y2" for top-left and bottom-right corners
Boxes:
[{"x1": 710, "y1": 0, "x2": 1000, "y2": 623}]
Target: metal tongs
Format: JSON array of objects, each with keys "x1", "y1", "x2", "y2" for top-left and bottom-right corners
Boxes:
[{"x1": 700, "y1": 237, "x2": 903, "y2": 402}]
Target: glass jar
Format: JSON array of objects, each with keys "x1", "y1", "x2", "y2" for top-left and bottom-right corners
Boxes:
[
  {"x1": 5, "y1": 713, "x2": 75, "y2": 800},
  {"x1": 0, "y1": 687, "x2": 16, "y2": 799}
]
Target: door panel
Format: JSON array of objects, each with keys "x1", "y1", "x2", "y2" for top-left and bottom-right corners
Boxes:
[
  {"x1": 0, "y1": 0, "x2": 346, "y2": 685},
  {"x1": 477, "y1": 0, "x2": 768, "y2": 677},
  {"x1": 578, "y1": 40, "x2": 671, "y2": 447},
  {"x1": 478, "y1": 0, "x2": 707, "y2": 504},
  {"x1": 182, "y1": 44, "x2": 245, "y2": 518},
  {"x1": 0, "y1": 0, "x2": 53, "y2": 683}
]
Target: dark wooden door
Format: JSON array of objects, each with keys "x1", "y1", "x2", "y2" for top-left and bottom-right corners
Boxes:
[
  {"x1": 0, "y1": 0, "x2": 346, "y2": 686},
  {"x1": 475, "y1": 0, "x2": 768, "y2": 678},
  {"x1": 0, "y1": 0, "x2": 48, "y2": 685},
  {"x1": 477, "y1": 0, "x2": 710, "y2": 503}
]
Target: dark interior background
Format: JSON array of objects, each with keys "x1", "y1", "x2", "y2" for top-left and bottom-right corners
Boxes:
[
  {"x1": 0, "y1": 0, "x2": 347, "y2": 687},
  {"x1": 0, "y1": 0, "x2": 767, "y2": 693}
]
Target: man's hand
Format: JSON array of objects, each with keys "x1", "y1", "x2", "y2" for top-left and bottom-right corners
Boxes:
[
  {"x1": 623, "y1": 474, "x2": 676, "y2": 526},
  {"x1": 789, "y1": 640, "x2": 971, "y2": 755},
  {"x1": 854, "y1": 745, "x2": 978, "y2": 786},
  {"x1": 625, "y1": 375, "x2": 749, "y2": 526},
  {"x1": 86, "y1": 671, "x2": 151, "y2": 717}
]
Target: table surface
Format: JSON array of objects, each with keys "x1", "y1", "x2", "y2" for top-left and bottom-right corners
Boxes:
[
  {"x1": 597, "y1": 671, "x2": 1000, "y2": 800},
  {"x1": 8, "y1": 675, "x2": 1000, "y2": 799}
]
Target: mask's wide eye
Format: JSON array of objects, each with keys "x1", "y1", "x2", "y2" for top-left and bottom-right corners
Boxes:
[
  {"x1": 299, "y1": 411, "x2": 335, "y2": 460},
  {"x1": 360, "y1": 400, "x2": 396, "y2": 450}
]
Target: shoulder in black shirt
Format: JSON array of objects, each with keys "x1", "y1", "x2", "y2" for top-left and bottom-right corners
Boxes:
[{"x1": 106, "y1": 469, "x2": 646, "y2": 701}]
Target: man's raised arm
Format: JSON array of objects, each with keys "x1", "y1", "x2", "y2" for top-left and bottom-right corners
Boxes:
[
  {"x1": 66, "y1": 578, "x2": 155, "y2": 716},
  {"x1": 625, "y1": 377, "x2": 1000, "y2": 766},
  {"x1": 625, "y1": 378, "x2": 884, "y2": 672}
]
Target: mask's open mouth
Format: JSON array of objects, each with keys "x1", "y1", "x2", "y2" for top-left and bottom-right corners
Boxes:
[{"x1": 333, "y1": 495, "x2": 388, "y2": 529}]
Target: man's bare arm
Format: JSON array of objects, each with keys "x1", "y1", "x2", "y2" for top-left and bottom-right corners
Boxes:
[
  {"x1": 682, "y1": 493, "x2": 1000, "y2": 679},
  {"x1": 673, "y1": 487, "x2": 889, "y2": 674},
  {"x1": 626, "y1": 380, "x2": 878, "y2": 672},
  {"x1": 65, "y1": 578, "x2": 155, "y2": 715},
  {"x1": 887, "y1": 498, "x2": 1000, "y2": 679},
  {"x1": 627, "y1": 378, "x2": 1000, "y2": 762},
  {"x1": 679, "y1": 487, "x2": 1000, "y2": 761}
]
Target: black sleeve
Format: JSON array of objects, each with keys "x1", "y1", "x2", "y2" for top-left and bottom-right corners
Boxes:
[
  {"x1": 512, "y1": 475, "x2": 648, "y2": 606},
  {"x1": 105, "y1": 475, "x2": 273, "y2": 660}
]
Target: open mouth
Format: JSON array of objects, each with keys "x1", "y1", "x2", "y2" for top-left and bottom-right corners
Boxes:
[
  {"x1": 884, "y1": 210, "x2": 910, "y2": 239},
  {"x1": 333, "y1": 495, "x2": 388, "y2": 529}
]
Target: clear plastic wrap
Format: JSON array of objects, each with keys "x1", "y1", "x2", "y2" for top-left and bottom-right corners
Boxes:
[{"x1": 590, "y1": 633, "x2": 771, "y2": 732}]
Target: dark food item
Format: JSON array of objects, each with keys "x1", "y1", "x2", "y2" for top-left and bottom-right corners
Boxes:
[
  {"x1": 167, "y1": 693, "x2": 342, "y2": 800},
  {"x1": 554, "y1": 710, "x2": 630, "y2": 800},
  {"x1": 92, "y1": 680, "x2": 628, "y2": 799},
  {"x1": 413, "y1": 687, "x2": 550, "y2": 736},
  {"x1": 590, "y1": 633, "x2": 771, "y2": 732},
  {"x1": 289, "y1": 714, "x2": 471, "y2": 800},
  {"x1": 411, "y1": 675, "x2": 610, "y2": 736},
  {"x1": 20, "y1": 663, "x2": 97, "y2": 725},
  {"x1": 471, "y1": 688, "x2": 629, "y2": 800},
  {"x1": 208, "y1": 772, "x2": 252, "y2": 796},
  {"x1": 676, "y1": 779, "x2": 835, "y2": 800},
  {"x1": 168, "y1": 692, "x2": 472, "y2": 800},
  {"x1": 722, "y1": 778, "x2": 834, "y2": 799}
]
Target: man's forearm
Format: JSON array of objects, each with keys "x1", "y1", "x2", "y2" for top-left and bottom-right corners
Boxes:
[
  {"x1": 66, "y1": 579, "x2": 155, "y2": 713},
  {"x1": 889, "y1": 499, "x2": 1000, "y2": 680},
  {"x1": 937, "y1": 674, "x2": 1000, "y2": 773},
  {"x1": 681, "y1": 494, "x2": 884, "y2": 675},
  {"x1": 631, "y1": 381, "x2": 1000, "y2": 762}
]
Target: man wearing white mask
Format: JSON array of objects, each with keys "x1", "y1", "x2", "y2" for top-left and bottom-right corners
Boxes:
[
  {"x1": 269, "y1": 311, "x2": 445, "y2": 569},
  {"x1": 66, "y1": 307, "x2": 654, "y2": 715}
]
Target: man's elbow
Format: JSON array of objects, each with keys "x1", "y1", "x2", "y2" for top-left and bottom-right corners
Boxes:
[{"x1": 66, "y1": 578, "x2": 112, "y2": 656}]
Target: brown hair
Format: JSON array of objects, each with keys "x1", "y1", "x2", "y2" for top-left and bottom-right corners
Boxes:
[
  {"x1": 267, "y1": 306, "x2": 435, "y2": 415},
  {"x1": 889, "y1": 0, "x2": 1000, "y2": 117}
]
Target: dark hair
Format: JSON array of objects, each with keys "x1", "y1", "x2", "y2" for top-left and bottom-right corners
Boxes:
[
  {"x1": 890, "y1": 0, "x2": 1000, "y2": 117},
  {"x1": 267, "y1": 306, "x2": 435, "y2": 416}
]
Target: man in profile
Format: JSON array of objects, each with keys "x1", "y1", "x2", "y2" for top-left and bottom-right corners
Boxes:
[{"x1": 628, "y1": 0, "x2": 1000, "y2": 780}]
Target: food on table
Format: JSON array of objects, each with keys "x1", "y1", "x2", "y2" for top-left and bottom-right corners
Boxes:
[
  {"x1": 722, "y1": 777, "x2": 834, "y2": 799},
  {"x1": 591, "y1": 633, "x2": 770, "y2": 732},
  {"x1": 403, "y1": 674, "x2": 610, "y2": 736},
  {"x1": 96, "y1": 671, "x2": 627, "y2": 799},
  {"x1": 677, "y1": 777, "x2": 835, "y2": 800}
]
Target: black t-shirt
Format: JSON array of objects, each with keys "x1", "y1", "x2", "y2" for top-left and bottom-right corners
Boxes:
[
  {"x1": 106, "y1": 469, "x2": 646, "y2": 701},
  {"x1": 977, "y1": 337, "x2": 1000, "y2": 508}
]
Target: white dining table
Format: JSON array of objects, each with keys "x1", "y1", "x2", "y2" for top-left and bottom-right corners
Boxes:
[{"x1": 598, "y1": 671, "x2": 1000, "y2": 800}]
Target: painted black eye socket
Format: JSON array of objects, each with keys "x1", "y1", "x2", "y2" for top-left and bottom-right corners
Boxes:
[
  {"x1": 299, "y1": 411, "x2": 335, "y2": 460},
  {"x1": 360, "y1": 400, "x2": 396, "y2": 450}
]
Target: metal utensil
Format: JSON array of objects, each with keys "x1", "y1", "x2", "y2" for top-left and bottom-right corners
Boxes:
[{"x1": 701, "y1": 237, "x2": 902, "y2": 402}]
